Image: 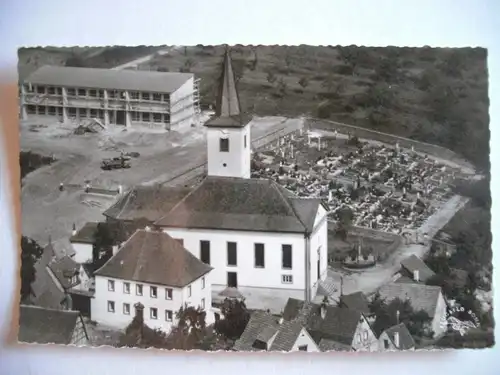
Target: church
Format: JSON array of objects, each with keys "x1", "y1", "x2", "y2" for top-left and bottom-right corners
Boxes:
[{"x1": 98, "y1": 48, "x2": 330, "y2": 314}]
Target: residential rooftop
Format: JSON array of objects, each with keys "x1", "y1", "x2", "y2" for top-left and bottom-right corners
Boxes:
[{"x1": 69, "y1": 222, "x2": 99, "y2": 244}]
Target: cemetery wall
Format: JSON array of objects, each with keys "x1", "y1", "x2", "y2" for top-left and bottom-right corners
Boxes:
[{"x1": 308, "y1": 118, "x2": 473, "y2": 169}]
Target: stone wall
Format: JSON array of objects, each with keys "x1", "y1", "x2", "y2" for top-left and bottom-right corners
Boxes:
[{"x1": 308, "y1": 118, "x2": 474, "y2": 170}]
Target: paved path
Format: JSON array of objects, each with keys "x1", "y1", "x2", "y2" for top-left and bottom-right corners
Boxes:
[{"x1": 111, "y1": 48, "x2": 175, "y2": 70}]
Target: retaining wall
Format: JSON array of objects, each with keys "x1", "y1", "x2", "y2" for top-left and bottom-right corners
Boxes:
[{"x1": 307, "y1": 118, "x2": 474, "y2": 170}]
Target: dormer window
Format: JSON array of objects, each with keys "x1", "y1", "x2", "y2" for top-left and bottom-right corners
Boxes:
[
  {"x1": 252, "y1": 339, "x2": 268, "y2": 350},
  {"x1": 220, "y1": 138, "x2": 229, "y2": 152}
]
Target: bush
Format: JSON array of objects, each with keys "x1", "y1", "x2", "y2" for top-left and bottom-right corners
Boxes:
[{"x1": 333, "y1": 64, "x2": 354, "y2": 75}]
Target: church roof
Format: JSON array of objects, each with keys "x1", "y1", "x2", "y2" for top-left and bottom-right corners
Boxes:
[
  {"x1": 94, "y1": 229, "x2": 212, "y2": 287},
  {"x1": 205, "y1": 48, "x2": 248, "y2": 128},
  {"x1": 154, "y1": 176, "x2": 323, "y2": 234}
]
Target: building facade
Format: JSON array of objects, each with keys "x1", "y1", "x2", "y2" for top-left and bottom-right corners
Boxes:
[
  {"x1": 91, "y1": 272, "x2": 213, "y2": 332},
  {"x1": 20, "y1": 66, "x2": 197, "y2": 130},
  {"x1": 91, "y1": 229, "x2": 214, "y2": 332}
]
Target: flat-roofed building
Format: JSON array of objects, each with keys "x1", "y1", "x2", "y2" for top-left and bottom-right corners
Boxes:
[{"x1": 20, "y1": 65, "x2": 199, "y2": 130}]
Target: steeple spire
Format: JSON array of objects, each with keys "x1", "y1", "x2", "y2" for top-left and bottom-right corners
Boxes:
[{"x1": 215, "y1": 47, "x2": 241, "y2": 118}]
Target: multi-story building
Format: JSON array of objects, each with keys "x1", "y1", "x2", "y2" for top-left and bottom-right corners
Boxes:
[{"x1": 20, "y1": 66, "x2": 199, "y2": 130}]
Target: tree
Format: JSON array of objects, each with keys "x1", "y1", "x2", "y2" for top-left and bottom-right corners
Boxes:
[
  {"x1": 298, "y1": 77, "x2": 309, "y2": 89},
  {"x1": 165, "y1": 304, "x2": 208, "y2": 350},
  {"x1": 277, "y1": 77, "x2": 288, "y2": 95},
  {"x1": 369, "y1": 294, "x2": 432, "y2": 338},
  {"x1": 232, "y1": 59, "x2": 246, "y2": 82},
  {"x1": 20, "y1": 236, "x2": 44, "y2": 302},
  {"x1": 214, "y1": 298, "x2": 251, "y2": 340},
  {"x1": 336, "y1": 206, "x2": 354, "y2": 240}
]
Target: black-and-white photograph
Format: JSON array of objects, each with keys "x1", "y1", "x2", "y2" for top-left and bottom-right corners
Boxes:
[{"x1": 17, "y1": 44, "x2": 492, "y2": 351}]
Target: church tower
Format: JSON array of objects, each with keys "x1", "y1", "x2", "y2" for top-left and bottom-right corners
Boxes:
[{"x1": 204, "y1": 47, "x2": 251, "y2": 179}]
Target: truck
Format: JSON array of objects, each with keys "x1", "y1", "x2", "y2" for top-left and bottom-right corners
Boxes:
[{"x1": 101, "y1": 156, "x2": 131, "y2": 170}]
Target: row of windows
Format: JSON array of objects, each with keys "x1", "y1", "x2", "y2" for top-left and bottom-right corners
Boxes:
[
  {"x1": 26, "y1": 105, "x2": 170, "y2": 123},
  {"x1": 193, "y1": 240, "x2": 293, "y2": 270},
  {"x1": 25, "y1": 85, "x2": 170, "y2": 102},
  {"x1": 219, "y1": 135, "x2": 247, "y2": 153},
  {"x1": 107, "y1": 278, "x2": 205, "y2": 297},
  {"x1": 107, "y1": 300, "x2": 207, "y2": 320}
]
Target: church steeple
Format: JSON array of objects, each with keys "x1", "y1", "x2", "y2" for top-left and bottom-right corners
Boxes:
[
  {"x1": 204, "y1": 46, "x2": 251, "y2": 179},
  {"x1": 215, "y1": 47, "x2": 241, "y2": 118}
]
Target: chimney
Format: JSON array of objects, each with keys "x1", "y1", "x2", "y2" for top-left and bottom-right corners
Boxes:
[
  {"x1": 112, "y1": 245, "x2": 119, "y2": 256},
  {"x1": 413, "y1": 269, "x2": 420, "y2": 282},
  {"x1": 320, "y1": 304, "x2": 327, "y2": 319},
  {"x1": 72, "y1": 223, "x2": 77, "y2": 236},
  {"x1": 396, "y1": 309, "x2": 400, "y2": 324},
  {"x1": 144, "y1": 226, "x2": 151, "y2": 232},
  {"x1": 394, "y1": 331, "x2": 400, "y2": 348}
]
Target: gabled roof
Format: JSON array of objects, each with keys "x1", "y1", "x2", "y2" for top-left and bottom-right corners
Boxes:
[
  {"x1": 377, "y1": 283, "x2": 442, "y2": 318},
  {"x1": 233, "y1": 311, "x2": 280, "y2": 351},
  {"x1": 381, "y1": 323, "x2": 415, "y2": 350},
  {"x1": 269, "y1": 320, "x2": 308, "y2": 352},
  {"x1": 103, "y1": 185, "x2": 193, "y2": 222},
  {"x1": 339, "y1": 292, "x2": 371, "y2": 315},
  {"x1": 400, "y1": 255, "x2": 436, "y2": 282},
  {"x1": 155, "y1": 176, "x2": 322, "y2": 234},
  {"x1": 48, "y1": 256, "x2": 80, "y2": 290},
  {"x1": 31, "y1": 244, "x2": 66, "y2": 310},
  {"x1": 282, "y1": 298, "x2": 364, "y2": 346},
  {"x1": 95, "y1": 229, "x2": 212, "y2": 287},
  {"x1": 18, "y1": 305, "x2": 82, "y2": 345},
  {"x1": 24, "y1": 65, "x2": 193, "y2": 93},
  {"x1": 318, "y1": 338, "x2": 352, "y2": 351},
  {"x1": 205, "y1": 48, "x2": 248, "y2": 128},
  {"x1": 70, "y1": 222, "x2": 99, "y2": 244}
]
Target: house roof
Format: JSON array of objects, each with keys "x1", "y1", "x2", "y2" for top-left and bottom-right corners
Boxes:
[
  {"x1": 205, "y1": 48, "x2": 247, "y2": 129},
  {"x1": 400, "y1": 255, "x2": 436, "y2": 282},
  {"x1": 18, "y1": 305, "x2": 81, "y2": 345},
  {"x1": 48, "y1": 256, "x2": 80, "y2": 290},
  {"x1": 233, "y1": 311, "x2": 280, "y2": 351},
  {"x1": 282, "y1": 298, "x2": 364, "y2": 346},
  {"x1": 70, "y1": 222, "x2": 99, "y2": 244},
  {"x1": 94, "y1": 229, "x2": 212, "y2": 287},
  {"x1": 155, "y1": 176, "x2": 322, "y2": 233},
  {"x1": 103, "y1": 185, "x2": 193, "y2": 222},
  {"x1": 24, "y1": 65, "x2": 193, "y2": 93},
  {"x1": 377, "y1": 283, "x2": 442, "y2": 318},
  {"x1": 31, "y1": 244, "x2": 66, "y2": 310},
  {"x1": 382, "y1": 323, "x2": 415, "y2": 350},
  {"x1": 318, "y1": 338, "x2": 352, "y2": 351},
  {"x1": 339, "y1": 292, "x2": 371, "y2": 315},
  {"x1": 269, "y1": 321, "x2": 308, "y2": 352}
]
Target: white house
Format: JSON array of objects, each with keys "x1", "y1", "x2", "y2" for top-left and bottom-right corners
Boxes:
[
  {"x1": 91, "y1": 228, "x2": 213, "y2": 332},
  {"x1": 150, "y1": 49, "x2": 329, "y2": 312},
  {"x1": 282, "y1": 297, "x2": 379, "y2": 352},
  {"x1": 378, "y1": 323, "x2": 416, "y2": 351},
  {"x1": 69, "y1": 222, "x2": 98, "y2": 264}
]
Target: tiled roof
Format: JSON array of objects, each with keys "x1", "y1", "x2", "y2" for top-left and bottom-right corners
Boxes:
[
  {"x1": 318, "y1": 338, "x2": 352, "y2": 351},
  {"x1": 95, "y1": 229, "x2": 212, "y2": 287},
  {"x1": 70, "y1": 222, "x2": 99, "y2": 244},
  {"x1": 24, "y1": 65, "x2": 193, "y2": 93},
  {"x1": 269, "y1": 320, "x2": 305, "y2": 351},
  {"x1": 103, "y1": 185, "x2": 193, "y2": 222},
  {"x1": 382, "y1": 323, "x2": 415, "y2": 350},
  {"x1": 18, "y1": 305, "x2": 80, "y2": 345},
  {"x1": 233, "y1": 311, "x2": 280, "y2": 351},
  {"x1": 31, "y1": 244, "x2": 66, "y2": 310},
  {"x1": 377, "y1": 283, "x2": 442, "y2": 318},
  {"x1": 48, "y1": 256, "x2": 80, "y2": 290},
  {"x1": 339, "y1": 292, "x2": 371, "y2": 315},
  {"x1": 282, "y1": 298, "x2": 363, "y2": 346},
  {"x1": 155, "y1": 176, "x2": 322, "y2": 233},
  {"x1": 400, "y1": 255, "x2": 436, "y2": 282}
]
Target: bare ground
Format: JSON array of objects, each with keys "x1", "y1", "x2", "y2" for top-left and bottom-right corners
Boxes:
[{"x1": 21, "y1": 115, "x2": 302, "y2": 245}]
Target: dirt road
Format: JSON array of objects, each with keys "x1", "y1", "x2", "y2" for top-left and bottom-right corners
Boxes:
[{"x1": 326, "y1": 194, "x2": 469, "y2": 298}]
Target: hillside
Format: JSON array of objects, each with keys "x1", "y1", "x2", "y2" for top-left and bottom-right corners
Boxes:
[{"x1": 18, "y1": 45, "x2": 489, "y2": 171}]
